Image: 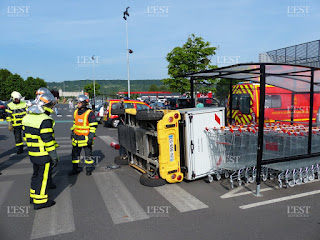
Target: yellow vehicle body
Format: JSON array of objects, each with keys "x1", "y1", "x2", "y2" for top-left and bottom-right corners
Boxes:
[{"x1": 157, "y1": 110, "x2": 183, "y2": 183}]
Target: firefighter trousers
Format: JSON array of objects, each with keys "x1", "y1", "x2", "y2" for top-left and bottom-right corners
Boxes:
[
  {"x1": 71, "y1": 145, "x2": 95, "y2": 172},
  {"x1": 13, "y1": 126, "x2": 23, "y2": 148},
  {"x1": 30, "y1": 161, "x2": 51, "y2": 205}
]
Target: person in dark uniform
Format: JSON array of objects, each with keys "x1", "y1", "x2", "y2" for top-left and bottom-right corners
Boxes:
[
  {"x1": 6, "y1": 91, "x2": 27, "y2": 154},
  {"x1": 22, "y1": 93, "x2": 59, "y2": 210},
  {"x1": 114, "y1": 96, "x2": 127, "y2": 158},
  {"x1": 69, "y1": 95, "x2": 98, "y2": 176}
]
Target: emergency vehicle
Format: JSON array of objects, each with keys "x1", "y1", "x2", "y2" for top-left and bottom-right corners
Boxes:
[{"x1": 227, "y1": 82, "x2": 320, "y2": 125}]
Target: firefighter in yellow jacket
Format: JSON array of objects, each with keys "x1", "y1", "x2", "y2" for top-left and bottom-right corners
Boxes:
[
  {"x1": 22, "y1": 93, "x2": 59, "y2": 210},
  {"x1": 69, "y1": 95, "x2": 98, "y2": 176},
  {"x1": 6, "y1": 91, "x2": 27, "y2": 154}
]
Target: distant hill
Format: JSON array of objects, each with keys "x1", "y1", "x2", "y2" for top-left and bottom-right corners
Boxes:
[{"x1": 47, "y1": 80, "x2": 166, "y2": 94}]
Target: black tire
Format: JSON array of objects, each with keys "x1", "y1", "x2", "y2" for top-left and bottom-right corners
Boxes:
[
  {"x1": 111, "y1": 109, "x2": 125, "y2": 115},
  {"x1": 114, "y1": 156, "x2": 129, "y2": 165},
  {"x1": 103, "y1": 120, "x2": 109, "y2": 127},
  {"x1": 139, "y1": 173, "x2": 166, "y2": 187},
  {"x1": 136, "y1": 110, "x2": 164, "y2": 121}
]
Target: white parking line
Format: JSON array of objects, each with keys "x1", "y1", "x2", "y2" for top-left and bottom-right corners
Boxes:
[
  {"x1": 93, "y1": 172, "x2": 149, "y2": 224},
  {"x1": 239, "y1": 189, "x2": 320, "y2": 210},
  {"x1": 57, "y1": 115, "x2": 62, "y2": 117},
  {"x1": 66, "y1": 115, "x2": 72, "y2": 117},
  {"x1": 30, "y1": 176, "x2": 75, "y2": 239},
  {"x1": 155, "y1": 184, "x2": 208, "y2": 213}
]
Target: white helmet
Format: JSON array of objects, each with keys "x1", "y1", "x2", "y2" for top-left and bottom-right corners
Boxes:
[
  {"x1": 28, "y1": 92, "x2": 56, "y2": 114},
  {"x1": 11, "y1": 91, "x2": 22, "y2": 100}
]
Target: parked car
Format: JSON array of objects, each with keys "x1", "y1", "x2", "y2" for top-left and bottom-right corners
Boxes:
[
  {"x1": 103, "y1": 99, "x2": 151, "y2": 128},
  {"x1": 150, "y1": 102, "x2": 165, "y2": 109},
  {"x1": 95, "y1": 105, "x2": 104, "y2": 123},
  {"x1": 167, "y1": 98, "x2": 194, "y2": 109},
  {"x1": 197, "y1": 98, "x2": 220, "y2": 107},
  {"x1": 0, "y1": 101, "x2": 7, "y2": 119}
]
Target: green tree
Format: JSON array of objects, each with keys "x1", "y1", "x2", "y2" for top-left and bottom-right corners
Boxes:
[
  {"x1": 159, "y1": 85, "x2": 168, "y2": 91},
  {"x1": 2, "y1": 73, "x2": 25, "y2": 100},
  {"x1": 148, "y1": 84, "x2": 158, "y2": 92},
  {"x1": 163, "y1": 34, "x2": 218, "y2": 94},
  {"x1": 84, "y1": 83, "x2": 100, "y2": 98},
  {"x1": 0, "y1": 69, "x2": 13, "y2": 99},
  {"x1": 24, "y1": 77, "x2": 47, "y2": 99}
]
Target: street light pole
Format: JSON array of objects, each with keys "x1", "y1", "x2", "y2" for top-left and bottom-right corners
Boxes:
[
  {"x1": 92, "y1": 55, "x2": 96, "y2": 111},
  {"x1": 123, "y1": 7, "x2": 130, "y2": 98}
]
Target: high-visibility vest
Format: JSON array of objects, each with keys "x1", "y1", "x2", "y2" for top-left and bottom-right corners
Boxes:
[
  {"x1": 73, "y1": 109, "x2": 91, "y2": 136},
  {"x1": 22, "y1": 113, "x2": 58, "y2": 157},
  {"x1": 6, "y1": 101, "x2": 27, "y2": 127}
]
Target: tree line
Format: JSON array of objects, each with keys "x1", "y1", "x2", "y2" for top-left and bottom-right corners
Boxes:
[{"x1": 0, "y1": 69, "x2": 48, "y2": 100}]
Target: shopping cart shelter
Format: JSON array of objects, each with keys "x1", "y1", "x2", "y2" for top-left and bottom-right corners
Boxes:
[{"x1": 183, "y1": 63, "x2": 320, "y2": 195}]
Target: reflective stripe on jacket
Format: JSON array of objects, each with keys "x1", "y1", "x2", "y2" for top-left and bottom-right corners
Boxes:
[
  {"x1": 6, "y1": 101, "x2": 27, "y2": 127},
  {"x1": 22, "y1": 113, "x2": 58, "y2": 158}
]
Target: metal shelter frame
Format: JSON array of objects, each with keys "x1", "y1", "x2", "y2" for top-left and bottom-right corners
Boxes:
[{"x1": 182, "y1": 63, "x2": 320, "y2": 195}]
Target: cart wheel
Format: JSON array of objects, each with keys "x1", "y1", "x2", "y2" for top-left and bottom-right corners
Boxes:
[
  {"x1": 139, "y1": 173, "x2": 166, "y2": 187},
  {"x1": 296, "y1": 179, "x2": 302, "y2": 185},
  {"x1": 262, "y1": 175, "x2": 267, "y2": 182},
  {"x1": 303, "y1": 177, "x2": 309, "y2": 183},
  {"x1": 248, "y1": 177, "x2": 254, "y2": 183},
  {"x1": 205, "y1": 175, "x2": 214, "y2": 183},
  {"x1": 230, "y1": 183, "x2": 234, "y2": 189},
  {"x1": 270, "y1": 175, "x2": 274, "y2": 181},
  {"x1": 214, "y1": 174, "x2": 221, "y2": 181},
  {"x1": 288, "y1": 180, "x2": 295, "y2": 187},
  {"x1": 278, "y1": 181, "x2": 283, "y2": 188},
  {"x1": 238, "y1": 180, "x2": 242, "y2": 186},
  {"x1": 224, "y1": 172, "x2": 229, "y2": 178},
  {"x1": 308, "y1": 174, "x2": 315, "y2": 181}
]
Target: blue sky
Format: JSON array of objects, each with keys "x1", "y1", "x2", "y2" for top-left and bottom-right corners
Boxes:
[{"x1": 0, "y1": 0, "x2": 319, "y2": 82}]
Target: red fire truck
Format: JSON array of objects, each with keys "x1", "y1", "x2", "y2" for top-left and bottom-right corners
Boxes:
[{"x1": 227, "y1": 82, "x2": 320, "y2": 125}]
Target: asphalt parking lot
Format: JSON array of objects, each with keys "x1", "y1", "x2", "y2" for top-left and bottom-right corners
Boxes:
[{"x1": 0, "y1": 105, "x2": 319, "y2": 240}]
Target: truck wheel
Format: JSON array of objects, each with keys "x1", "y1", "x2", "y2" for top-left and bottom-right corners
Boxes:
[
  {"x1": 136, "y1": 110, "x2": 164, "y2": 121},
  {"x1": 140, "y1": 173, "x2": 166, "y2": 187},
  {"x1": 111, "y1": 119, "x2": 120, "y2": 128},
  {"x1": 114, "y1": 156, "x2": 129, "y2": 165}
]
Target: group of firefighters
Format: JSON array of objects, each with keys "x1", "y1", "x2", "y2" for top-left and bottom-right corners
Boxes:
[{"x1": 4, "y1": 88, "x2": 98, "y2": 210}]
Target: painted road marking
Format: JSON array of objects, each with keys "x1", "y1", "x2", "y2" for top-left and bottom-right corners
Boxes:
[
  {"x1": 239, "y1": 189, "x2": 320, "y2": 210},
  {"x1": 221, "y1": 179, "x2": 320, "y2": 199},
  {"x1": 99, "y1": 136, "x2": 118, "y2": 146},
  {"x1": 155, "y1": 184, "x2": 208, "y2": 213},
  {"x1": 30, "y1": 176, "x2": 75, "y2": 239},
  {"x1": 93, "y1": 172, "x2": 149, "y2": 224}
]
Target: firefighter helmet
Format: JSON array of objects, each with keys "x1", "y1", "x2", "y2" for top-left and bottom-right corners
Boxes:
[
  {"x1": 28, "y1": 93, "x2": 56, "y2": 114},
  {"x1": 11, "y1": 91, "x2": 22, "y2": 100},
  {"x1": 76, "y1": 95, "x2": 89, "y2": 106},
  {"x1": 36, "y1": 87, "x2": 51, "y2": 95}
]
